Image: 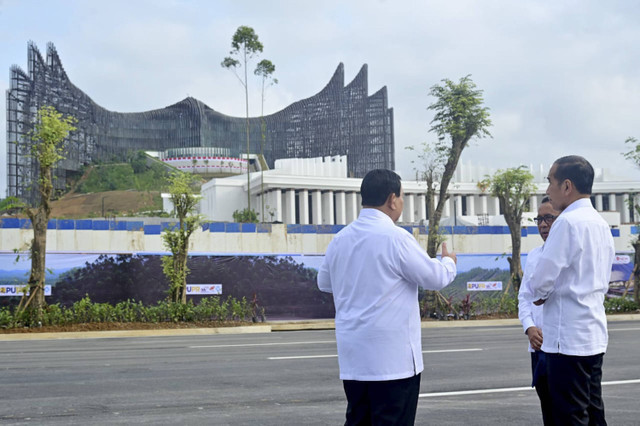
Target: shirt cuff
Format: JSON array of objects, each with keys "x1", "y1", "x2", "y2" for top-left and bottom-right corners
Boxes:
[{"x1": 521, "y1": 317, "x2": 536, "y2": 334}]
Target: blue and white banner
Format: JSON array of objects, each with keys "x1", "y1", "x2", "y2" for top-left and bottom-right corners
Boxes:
[
  {"x1": 186, "y1": 284, "x2": 222, "y2": 295},
  {"x1": 467, "y1": 281, "x2": 503, "y2": 291},
  {"x1": 0, "y1": 285, "x2": 52, "y2": 296}
]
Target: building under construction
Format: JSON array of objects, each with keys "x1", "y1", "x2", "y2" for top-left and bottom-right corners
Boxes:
[{"x1": 6, "y1": 42, "x2": 395, "y2": 204}]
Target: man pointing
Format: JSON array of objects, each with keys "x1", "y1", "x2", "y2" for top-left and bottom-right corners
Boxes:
[{"x1": 318, "y1": 169, "x2": 457, "y2": 425}]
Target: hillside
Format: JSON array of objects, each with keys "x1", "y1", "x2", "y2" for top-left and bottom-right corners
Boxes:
[{"x1": 50, "y1": 190, "x2": 162, "y2": 218}]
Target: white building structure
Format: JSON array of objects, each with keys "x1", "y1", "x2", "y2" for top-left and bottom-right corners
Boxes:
[{"x1": 196, "y1": 156, "x2": 640, "y2": 229}]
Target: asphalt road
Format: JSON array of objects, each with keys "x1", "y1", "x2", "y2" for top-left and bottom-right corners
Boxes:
[{"x1": 1, "y1": 321, "x2": 639, "y2": 425}]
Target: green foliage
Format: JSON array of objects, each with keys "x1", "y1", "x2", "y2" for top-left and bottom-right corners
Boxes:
[
  {"x1": 622, "y1": 136, "x2": 640, "y2": 166},
  {"x1": 162, "y1": 172, "x2": 202, "y2": 303},
  {"x1": 31, "y1": 106, "x2": 77, "y2": 172},
  {"x1": 604, "y1": 297, "x2": 639, "y2": 313},
  {"x1": 428, "y1": 75, "x2": 492, "y2": 145},
  {"x1": 0, "y1": 196, "x2": 25, "y2": 215},
  {"x1": 233, "y1": 208, "x2": 259, "y2": 223},
  {"x1": 77, "y1": 161, "x2": 170, "y2": 193},
  {"x1": 1, "y1": 295, "x2": 254, "y2": 329},
  {"x1": 478, "y1": 166, "x2": 536, "y2": 212}
]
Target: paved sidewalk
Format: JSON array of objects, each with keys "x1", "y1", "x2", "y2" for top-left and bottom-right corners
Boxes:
[{"x1": 0, "y1": 313, "x2": 638, "y2": 341}]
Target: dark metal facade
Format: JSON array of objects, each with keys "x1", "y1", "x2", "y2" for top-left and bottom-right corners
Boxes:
[{"x1": 7, "y1": 42, "x2": 394, "y2": 204}]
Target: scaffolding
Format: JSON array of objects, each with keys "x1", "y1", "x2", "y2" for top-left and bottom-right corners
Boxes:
[{"x1": 6, "y1": 42, "x2": 395, "y2": 204}]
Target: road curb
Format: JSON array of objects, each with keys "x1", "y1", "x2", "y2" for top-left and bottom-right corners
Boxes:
[{"x1": 0, "y1": 314, "x2": 637, "y2": 341}]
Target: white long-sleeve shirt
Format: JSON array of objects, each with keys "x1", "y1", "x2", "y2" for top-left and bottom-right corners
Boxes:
[
  {"x1": 525, "y1": 198, "x2": 614, "y2": 356},
  {"x1": 518, "y1": 245, "x2": 544, "y2": 353},
  {"x1": 317, "y1": 208, "x2": 456, "y2": 381}
]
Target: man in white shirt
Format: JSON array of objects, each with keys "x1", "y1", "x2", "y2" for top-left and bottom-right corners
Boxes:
[
  {"x1": 317, "y1": 169, "x2": 457, "y2": 426},
  {"x1": 527, "y1": 156, "x2": 614, "y2": 426},
  {"x1": 518, "y1": 196, "x2": 558, "y2": 425}
]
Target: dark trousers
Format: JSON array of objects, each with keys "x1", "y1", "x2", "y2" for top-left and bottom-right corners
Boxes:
[
  {"x1": 342, "y1": 373, "x2": 421, "y2": 426},
  {"x1": 546, "y1": 352, "x2": 606, "y2": 426},
  {"x1": 531, "y1": 352, "x2": 553, "y2": 425}
]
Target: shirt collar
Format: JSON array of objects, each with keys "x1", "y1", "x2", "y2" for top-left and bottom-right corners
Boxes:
[
  {"x1": 358, "y1": 208, "x2": 395, "y2": 225},
  {"x1": 562, "y1": 197, "x2": 592, "y2": 214}
]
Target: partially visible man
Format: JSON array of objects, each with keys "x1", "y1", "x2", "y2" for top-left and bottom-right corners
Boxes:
[
  {"x1": 317, "y1": 169, "x2": 457, "y2": 426},
  {"x1": 527, "y1": 156, "x2": 615, "y2": 426},
  {"x1": 518, "y1": 196, "x2": 558, "y2": 425}
]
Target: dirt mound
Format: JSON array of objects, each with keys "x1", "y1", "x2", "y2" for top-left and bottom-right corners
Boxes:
[{"x1": 50, "y1": 190, "x2": 161, "y2": 218}]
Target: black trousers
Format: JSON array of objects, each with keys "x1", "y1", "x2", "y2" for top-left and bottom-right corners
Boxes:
[
  {"x1": 545, "y1": 352, "x2": 606, "y2": 426},
  {"x1": 530, "y1": 352, "x2": 553, "y2": 425},
  {"x1": 342, "y1": 373, "x2": 421, "y2": 426}
]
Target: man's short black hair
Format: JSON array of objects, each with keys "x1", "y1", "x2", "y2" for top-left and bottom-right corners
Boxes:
[
  {"x1": 553, "y1": 155, "x2": 594, "y2": 195},
  {"x1": 360, "y1": 169, "x2": 401, "y2": 207}
]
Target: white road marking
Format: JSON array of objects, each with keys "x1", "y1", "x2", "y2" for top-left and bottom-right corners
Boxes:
[
  {"x1": 609, "y1": 327, "x2": 640, "y2": 332},
  {"x1": 423, "y1": 348, "x2": 483, "y2": 354},
  {"x1": 269, "y1": 354, "x2": 338, "y2": 360},
  {"x1": 189, "y1": 340, "x2": 335, "y2": 348},
  {"x1": 268, "y1": 348, "x2": 482, "y2": 360},
  {"x1": 420, "y1": 379, "x2": 640, "y2": 398}
]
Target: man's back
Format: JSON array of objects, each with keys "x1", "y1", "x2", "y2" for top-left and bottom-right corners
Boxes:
[
  {"x1": 318, "y1": 208, "x2": 455, "y2": 380},
  {"x1": 534, "y1": 198, "x2": 614, "y2": 355}
]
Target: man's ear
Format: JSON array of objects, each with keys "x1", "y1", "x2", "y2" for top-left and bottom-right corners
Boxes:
[
  {"x1": 387, "y1": 192, "x2": 398, "y2": 210},
  {"x1": 563, "y1": 179, "x2": 572, "y2": 194}
]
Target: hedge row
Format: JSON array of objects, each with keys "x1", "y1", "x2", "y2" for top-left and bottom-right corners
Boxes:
[{"x1": 0, "y1": 296, "x2": 254, "y2": 329}]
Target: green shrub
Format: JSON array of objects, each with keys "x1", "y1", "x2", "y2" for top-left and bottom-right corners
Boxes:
[
  {"x1": 604, "y1": 297, "x2": 639, "y2": 313},
  {"x1": 0, "y1": 295, "x2": 254, "y2": 330}
]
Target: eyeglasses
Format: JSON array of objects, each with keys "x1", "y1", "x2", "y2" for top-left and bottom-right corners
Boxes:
[{"x1": 533, "y1": 214, "x2": 557, "y2": 225}]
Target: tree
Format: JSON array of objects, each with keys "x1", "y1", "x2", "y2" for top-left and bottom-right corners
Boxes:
[
  {"x1": 221, "y1": 25, "x2": 269, "y2": 214},
  {"x1": 425, "y1": 76, "x2": 492, "y2": 257},
  {"x1": 161, "y1": 172, "x2": 201, "y2": 304},
  {"x1": 622, "y1": 136, "x2": 640, "y2": 305},
  {"x1": 17, "y1": 106, "x2": 76, "y2": 317},
  {"x1": 478, "y1": 166, "x2": 536, "y2": 294},
  {"x1": 406, "y1": 141, "x2": 446, "y2": 230},
  {"x1": 255, "y1": 59, "x2": 277, "y2": 222}
]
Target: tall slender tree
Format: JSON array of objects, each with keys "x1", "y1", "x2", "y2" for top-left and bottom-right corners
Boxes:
[
  {"x1": 478, "y1": 166, "x2": 536, "y2": 294},
  {"x1": 424, "y1": 75, "x2": 492, "y2": 257},
  {"x1": 17, "y1": 106, "x2": 76, "y2": 317},
  {"x1": 255, "y1": 59, "x2": 277, "y2": 221},
  {"x1": 221, "y1": 25, "x2": 266, "y2": 213}
]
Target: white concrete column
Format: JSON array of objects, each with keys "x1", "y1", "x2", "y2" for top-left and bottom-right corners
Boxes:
[
  {"x1": 622, "y1": 193, "x2": 630, "y2": 223},
  {"x1": 404, "y1": 194, "x2": 415, "y2": 223},
  {"x1": 357, "y1": 194, "x2": 363, "y2": 215},
  {"x1": 492, "y1": 197, "x2": 500, "y2": 216},
  {"x1": 466, "y1": 195, "x2": 475, "y2": 216},
  {"x1": 312, "y1": 190, "x2": 322, "y2": 225},
  {"x1": 609, "y1": 193, "x2": 617, "y2": 212},
  {"x1": 443, "y1": 196, "x2": 450, "y2": 217},
  {"x1": 595, "y1": 194, "x2": 603, "y2": 211},
  {"x1": 529, "y1": 195, "x2": 538, "y2": 213},
  {"x1": 480, "y1": 195, "x2": 488, "y2": 215},
  {"x1": 299, "y1": 189, "x2": 309, "y2": 225},
  {"x1": 346, "y1": 192, "x2": 358, "y2": 223},
  {"x1": 417, "y1": 194, "x2": 427, "y2": 222},
  {"x1": 335, "y1": 192, "x2": 346, "y2": 225},
  {"x1": 455, "y1": 196, "x2": 463, "y2": 218},
  {"x1": 285, "y1": 189, "x2": 296, "y2": 224},
  {"x1": 322, "y1": 191, "x2": 334, "y2": 225},
  {"x1": 273, "y1": 189, "x2": 282, "y2": 222}
]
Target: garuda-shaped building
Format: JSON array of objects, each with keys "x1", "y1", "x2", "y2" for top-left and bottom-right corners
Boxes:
[{"x1": 6, "y1": 42, "x2": 395, "y2": 204}]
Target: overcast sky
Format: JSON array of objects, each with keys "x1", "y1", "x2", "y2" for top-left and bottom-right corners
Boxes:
[{"x1": 1, "y1": 0, "x2": 639, "y2": 196}]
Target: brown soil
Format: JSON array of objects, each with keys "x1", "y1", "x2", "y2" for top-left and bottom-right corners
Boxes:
[{"x1": 49, "y1": 190, "x2": 161, "y2": 218}]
